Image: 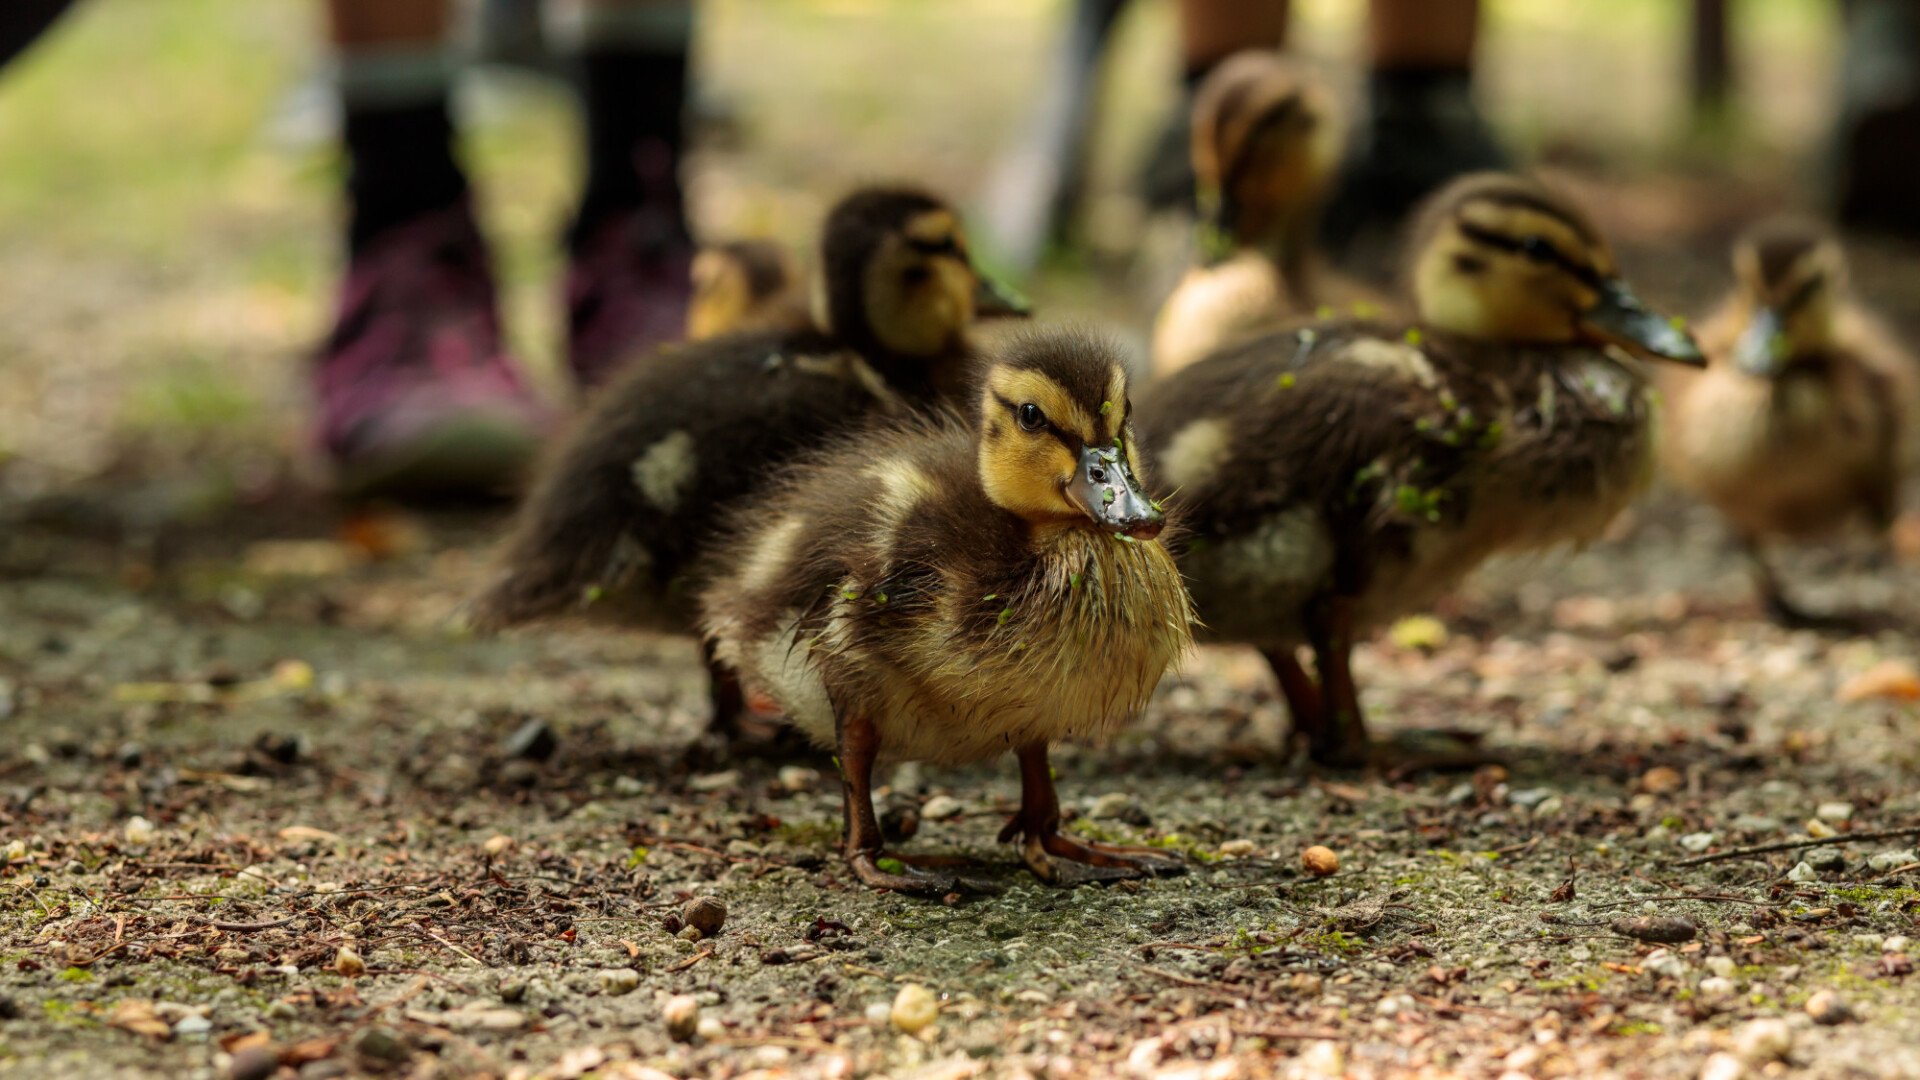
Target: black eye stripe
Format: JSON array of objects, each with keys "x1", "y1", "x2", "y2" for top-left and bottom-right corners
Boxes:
[
  {"x1": 1778, "y1": 273, "x2": 1824, "y2": 316},
  {"x1": 906, "y1": 236, "x2": 961, "y2": 257},
  {"x1": 1457, "y1": 221, "x2": 1605, "y2": 290}
]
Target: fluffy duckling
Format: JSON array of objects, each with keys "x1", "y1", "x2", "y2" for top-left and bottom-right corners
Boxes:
[
  {"x1": 1138, "y1": 174, "x2": 1703, "y2": 766},
  {"x1": 472, "y1": 188, "x2": 1017, "y2": 731},
  {"x1": 699, "y1": 330, "x2": 1194, "y2": 891},
  {"x1": 1661, "y1": 220, "x2": 1916, "y2": 625},
  {"x1": 686, "y1": 239, "x2": 810, "y2": 341},
  {"x1": 1151, "y1": 51, "x2": 1346, "y2": 378}
]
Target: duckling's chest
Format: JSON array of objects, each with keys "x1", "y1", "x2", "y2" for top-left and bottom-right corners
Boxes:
[{"x1": 813, "y1": 533, "x2": 1194, "y2": 765}]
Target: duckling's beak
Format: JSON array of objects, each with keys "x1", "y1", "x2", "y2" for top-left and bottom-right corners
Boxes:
[
  {"x1": 972, "y1": 267, "x2": 1031, "y2": 320},
  {"x1": 1578, "y1": 279, "x2": 1705, "y2": 366},
  {"x1": 1065, "y1": 443, "x2": 1164, "y2": 540},
  {"x1": 1731, "y1": 307, "x2": 1790, "y2": 378}
]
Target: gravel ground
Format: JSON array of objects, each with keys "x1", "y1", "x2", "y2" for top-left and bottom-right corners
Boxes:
[{"x1": 4, "y1": 479, "x2": 1920, "y2": 1080}]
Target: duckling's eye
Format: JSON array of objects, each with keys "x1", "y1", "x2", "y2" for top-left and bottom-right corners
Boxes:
[
  {"x1": 901, "y1": 265, "x2": 931, "y2": 285},
  {"x1": 1016, "y1": 403, "x2": 1046, "y2": 431},
  {"x1": 1519, "y1": 236, "x2": 1553, "y2": 260}
]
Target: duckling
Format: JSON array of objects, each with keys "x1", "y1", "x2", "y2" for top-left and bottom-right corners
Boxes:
[
  {"x1": 1138, "y1": 173, "x2": 1703, "y2": 767},
  {"x1": 698, "y1": 330, "x2": 1194, "y2": 891},
  {"x1": 471, "y1": 187, "x2": 1019, "y2": 735},
  {"x1": 1150, "y1": 51, "x2": 1348, "y2": 378},
  {"x1": 1661, "y1": 219, "x2": 1917, "y2": 626},
  {"x1": 686, "y1": 239, "x2": 810, "y2": 341}
]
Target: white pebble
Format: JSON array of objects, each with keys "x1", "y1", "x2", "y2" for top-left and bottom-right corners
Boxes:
[
  {"x1": 919, "y1": 796, "x2": 963, "y2": 821},
  {"x1": 1805, "y1": 819, "x2": 1837, "y2": 839},
  {"x1": 1884, "y1": 935, "x2": 1911, "y2": 954},
  {"x1": 663, "y1": 995, "x2": 699, "y2": 1041},
  {"x1": 597, "y1": 969, "x2": 639, "y2": 996},
  {"x1": 695, "y1": 1015, "x2": 726, "y2": 1042},
  {"x1": 890, "y1": 983, "x2": 939, "y2": 1033},
  {"x1": 1297, "y1": 1040, "x2": 1344, "y2": 1078},
  {"x1": 1699, "y1": 1051, "x2": 1746, "y2": 1080},
  {"x1": 1699, "y1": 976, "x2": 1736, "y2": 998},
  {"x1": 1706, "y1": 955, "x2": 1735, "y2": 977},
  {"x1": 124, "y1": 816, "x2": 156, "y2": 845},
  {"x1": 1786, "y1": 861, "x2": 1818, "y2": 883},
  {"x1": 1815, "y1": 802, "x2": 1854, "y2": 823},
  {"x1": 1734, "y1": 1018, "x2": 1793, "y2": 1064},
  {"x1": 1869, "y1": 850, "x2": 1918, "y2": 872},
  {"x1": 1679, "y1": 832, "x2": 1717, "y2": 853},
  {"x1": 864, "y1": 1002, "x2": 892, "y2": 1025},
  {"x1": 776, "y1": 765, "x2": 819, "y2": 793}
]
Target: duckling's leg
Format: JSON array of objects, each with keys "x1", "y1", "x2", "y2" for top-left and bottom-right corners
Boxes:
[
  {"x1": 834, "y1": 713, "x2": 960, "y2": 894},
  {"x1": 702, "y1": 640, "x2": 747, "y2": 735},
  {"x1": 1001, "y1": 743, "x2": 1185, "y2": 886},
  {"x1": 1261, "y1": 646, "x2": 1325, "y2": 754},
  {"x1": 1304, "y1": 596, "x2": 1372, "y2": 768}
]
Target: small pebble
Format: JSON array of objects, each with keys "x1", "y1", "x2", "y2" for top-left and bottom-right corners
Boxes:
[
  {"x1": 598, "y1": 969, "x2": 640, "y2": 996},
  {"x1": 1805, "y1": 988, "x2": 1854, "y2": 1025},
  {"x1": 776, "y1": 765, "x2": 819, "y2": 793},
  {"x1": 498, "y1": 979, "x2": 527, "y2": 1004},
  {"x1": 1786, "y1": 861, "x2": 1819, "y2": 884},
  {"x1": 1869, "y1": 850, "x2": 1917, "y2": 872},
  {"x1": 1705, "y1": 955, "x2": 1735, "y2": 977},
  {"x1": 1815, "y1": 801, "x2": 1854, "y2": 823},
  {"x1": 1679, "y1": 831, "x2": 1716, "y2": 853},
  {"x1": 1302, "y1": 845, "x2": 1339, "y2": 877},
  {"x1": 174, "y1": 1015, "x2": 212, "y2": 1039},
  {"x1": 502, "y1": 718, "x2": 557, "y2": 761},
  {"x1": 1699, "y1": 1051, "x2": 1746, "y2": 1080},
  {"x1": 481, "y1": 834, "x2": 514, "y2": 857},
  {"x1": 1640, "y1": 766, "x2": 1683, "y2": 794},
  {"x1": 353, "y1": 1026, "x2": 408, "y2": 1063},
  {"x1": 1734, "y1": 1018, "x2": 1793, "y2": 1064},
  {"x1": 265, "y1": 1000, "x2": 298, "y2": 1021},
  {"x1": 1884, "y1": 934, "x2": 1911, "y2": 954},
  {"x1": 124, "y1": 816, "x2": 156, "y2": 845},
  {"x1": 695, "y1": 1015, "x2": 726, "y2": 1042},
  {"x1": 683, "y1": 896, "x2": 727, "y2": 937},
  {"x1": 919, "y1": 795, "x2": 964, "y2": 821},
  {"x1": 1805, "y1": 819, "x2": 1837, "y2": 839},
  {"x1": 1699, "y1": 976, "x2": 1735, "y2": 998},
  {"x1": 228, "y1": 1045, "x2": 280, "y2": 1080},
  {"x1": 1298, "y1": 1041, "x2": 1344, "y2": 1077},
  {"x1": 677, "y1": 925, "x2": 703, "y2": 943},
  {"x1": 890, "y1": 983, "x2": 939, "y2": 1033},
  {"x1": 333, "y1": 946, "x2": 365, "y2": 978},
  {"x1": 663, "y1": 995, "x2": 700, "y2": 1041},
  {"x1": 1806, "y1": 848, "x2": 1847, "y2": 873},
  {"x1": 864, "y1": 1001, "x2": 892, "y2": 1025},
  {"x1": 1218, "y1": 839, "x2": 1256, "y2": 859}
]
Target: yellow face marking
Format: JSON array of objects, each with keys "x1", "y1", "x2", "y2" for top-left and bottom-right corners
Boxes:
[
  {"x1": 1413, "y1": 198, "x2": 1614, "y2": 344},
  {"x1": 977, "y1": 369, "x2": 1091, "y2": 525},
  {"x1": 1101, "y1": 366, "x2": 1129, "y2": 444},
  {"x1": 864, "y1": 214, "x2": 976, "y2": 357}
]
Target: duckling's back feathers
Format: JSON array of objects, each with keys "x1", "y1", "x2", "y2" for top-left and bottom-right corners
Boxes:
[{"x1": 470, "y1": 327, "x2": 911, "y2": 630}]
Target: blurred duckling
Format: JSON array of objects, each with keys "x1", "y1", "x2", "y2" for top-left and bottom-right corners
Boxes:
[
  {"x1": 686, "y1": 239, "x2": 810, "y2": 341},
  {"x1": 1151, "y1": 51, "x2": 1347, "y2": 378},
  {"x1": 1662, "y1": 219, "x2": 1917, "y2": 626},
  {"x1": 472, "y1": 187, "x2": 1021, "y2": 735},
  {"x1": 1138, "y1": 174, "x2": 1703, "y2": 767},
  {"x1": 699, "y1": 330, "x2": 1194, "y2": 891}
]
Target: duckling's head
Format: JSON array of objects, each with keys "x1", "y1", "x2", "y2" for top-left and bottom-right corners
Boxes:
[
  {"x1": 814, "y1": 187, "x2": 1029, "y2": 359},
  {"x1": 974, "y1": 332, "x2": 1164, "y2": 540},
  {"x1": 1725, "y1": 219, "x2": 1847, "y2": 377},
  {"x1": 1407, "y1": 174, "x2": 1703, "y2": 365},
  {"x1": 1191, "y1": 51, "x2": 1342, "y2": 252},
  {"x1": 687, "y1": 239, "x2": 800, "y2": 341}
]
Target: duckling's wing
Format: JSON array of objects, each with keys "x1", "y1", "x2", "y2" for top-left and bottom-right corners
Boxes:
[{"x1": 469, "y1": 331, "x2": 899, "y2": 629}]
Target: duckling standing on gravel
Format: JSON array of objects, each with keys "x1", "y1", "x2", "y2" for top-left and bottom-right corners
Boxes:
[
  {"x1": 471, "y1": 188, "x2": 1024, "y2": 738},
  {"x1": 698, "y1": 331, "x2": 1194, "y2": 891},
  {"x1": 1661, "y1": 220, "x2": 1917, "y2": 627},
  {"x1": 1151, "y1": 51, "x2": 1347, "y2": 378},
  {"x1": 1138, "y1": 174, "x2": 1704, "y2": 767},
  {"x1": 686, "y1": 239, "x2": 810, "y2": 341}
]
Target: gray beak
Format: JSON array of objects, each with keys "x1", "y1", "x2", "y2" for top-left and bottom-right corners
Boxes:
[
  {"x1": 1578, "y1": 279, "x2": 1705, "y2": 366},
  {"x1": 1064, "y1": 442, "x2": 1163, "y2": 540}
]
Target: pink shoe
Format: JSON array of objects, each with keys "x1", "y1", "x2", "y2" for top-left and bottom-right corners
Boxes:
[
  {"x1": 316, "y1": 203, "x2": 545, "y2": 498},
  {"x1": 564, "y1": 205, "x2": 694, "y2": 389}
]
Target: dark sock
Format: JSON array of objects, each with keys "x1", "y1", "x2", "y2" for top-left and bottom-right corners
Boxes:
[
  {"x1": 343, "y1": 98, "x2": 467, "y2": 254},
  {"x1": 570, "y1": 47, "x2": 689, "y2": 250}
]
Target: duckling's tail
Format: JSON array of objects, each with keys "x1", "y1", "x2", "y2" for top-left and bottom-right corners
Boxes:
[{"x1": 465, "y1": 435, "x2": 648, "y2": 632}]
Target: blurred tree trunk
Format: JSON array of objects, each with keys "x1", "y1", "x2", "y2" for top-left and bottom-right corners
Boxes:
[{"x1": 1692, "y1": 0, "x2": 1732, "y2": 116}]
